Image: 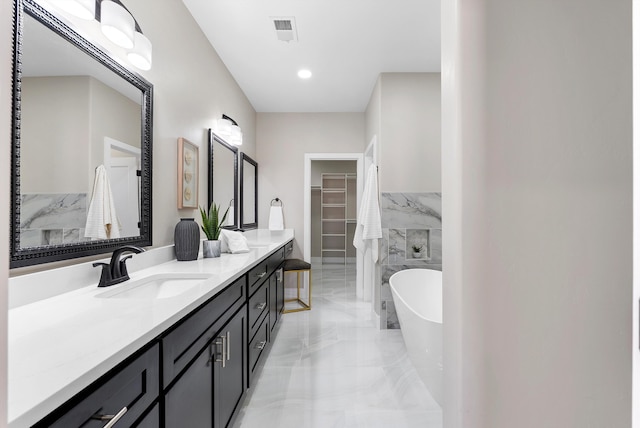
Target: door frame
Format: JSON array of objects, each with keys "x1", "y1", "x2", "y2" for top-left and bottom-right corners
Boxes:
[{"x1": 303, "y1": 153, "x2": 364, "y2": 298}]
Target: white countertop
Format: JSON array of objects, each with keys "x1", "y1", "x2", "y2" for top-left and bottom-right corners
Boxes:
[{"x1": 8, "y1": 229, "x2": 294, "y2": 427}]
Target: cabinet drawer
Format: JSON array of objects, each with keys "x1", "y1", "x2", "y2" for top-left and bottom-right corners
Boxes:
[
  {"x1": 284, "y1": 240, "x2": 293, "y2": 257},
  {"x1": 248, "y1": 281, "x2": 269, "y2": 340},
  {"x1": 267, "y1": 247, "x2": 285, "y2": 274},
  {"x1": 38, "y1": 343, "x2": 160, "y2": 428},
  {"x1": 248, "y1": 316, "x2": 270, "y2": 386},
  {"x1": 247, "y1": 260, "x2": 268, "y2": 295},
  {"x1": 163, "y1": 276, "x2": 246, "y2": 389}
]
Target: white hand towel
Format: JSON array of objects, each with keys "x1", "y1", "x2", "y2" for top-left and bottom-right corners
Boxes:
[
  {"x1": 85, "y1": 165, "x2": 121, "y2": 240},
  {"x1": 269, "y1": 205, "x2": 284, "y2": 230},
  {"x1": 353, "y1": 164, "x2": 382, "y2": 262},
  {"x1": 220, "y1": 229, "x2": 250, "y2": 254}
]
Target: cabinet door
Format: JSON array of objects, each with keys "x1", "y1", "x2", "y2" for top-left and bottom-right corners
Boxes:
[
  {"x1": 134, "y1": 403, "x2": 159, "y2": 427},
  {"x1": 165, "y1": 344, "x2": 213, "y2": 428},
  {"x1": 269, "y1": 273, "x2": 278, "y2": 334},
  {"x1": 214, "y1": 308, "x2": 247, "y2": 428},
  {"x1": 276, "y1": 267, "x2": 284, "y2": 315}
]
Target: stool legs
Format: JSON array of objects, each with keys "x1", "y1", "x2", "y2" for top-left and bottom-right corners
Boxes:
[{"x1": 283, "y1": 269, "x2": 312, "y2": 313}]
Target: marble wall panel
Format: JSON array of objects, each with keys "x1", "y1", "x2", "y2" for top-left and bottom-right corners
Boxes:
[
  {"x1": 379, "y1": 192, "x2": 442, "y2": 329},
  {"x1": 381, "y1": 193, "x2": 441, "y2": 229},
  {"x1": 19, "y1": 193, "x2": 88, "y2": 247}
]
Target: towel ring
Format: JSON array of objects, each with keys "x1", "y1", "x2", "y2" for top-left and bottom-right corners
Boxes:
[{"x1": 271, "y1": 198, "x2": 283, "y2": 207}]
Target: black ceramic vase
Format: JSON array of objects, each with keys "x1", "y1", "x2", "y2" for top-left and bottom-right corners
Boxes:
[{"x1": 174, "y1": 218, "x2": 200, "y2": 261}]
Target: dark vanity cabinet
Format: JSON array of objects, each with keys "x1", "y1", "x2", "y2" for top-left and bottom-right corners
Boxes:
[
  {"x1": 164, "y1": 276, "x2": 247, "y2": 428},
  {"x1": 33, "y1": 240, "x2": 292, "y2": 428},
  {"x1": 33, "y1": 343, "x2": 160, "y2": 428},
  {"x1": 247, "y1": 244, "x2": 287, "y2": 384}
]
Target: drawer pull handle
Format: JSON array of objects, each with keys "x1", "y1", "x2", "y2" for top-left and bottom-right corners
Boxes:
[
  {"x1": 226, "y1": 331, "x2": 231, "y2": 362},
  {"x1": 213, "y1": 336, "x2": 226, "y2": 368},
  {"x1": 255, "y1": 272, "x2": 267, "y2": 279},
  {"x1": 255, "y1": 340, "x2": 267, "y2": 350},
  {"x1": 256, "y1": 302, "x2": 267, "y2": 311},
  {"x1": 92, "y1": 406, "x2": 127, "y2": 428}
]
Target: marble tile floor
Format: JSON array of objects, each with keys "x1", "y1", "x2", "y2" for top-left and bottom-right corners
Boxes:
[{"x1": 233, "y1": 263, "x2": 442, "y2": 428}]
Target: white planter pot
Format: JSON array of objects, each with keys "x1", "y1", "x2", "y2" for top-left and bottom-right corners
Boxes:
[{"x1": 203, "y1": 240, "x2": 221, "y2": 258}]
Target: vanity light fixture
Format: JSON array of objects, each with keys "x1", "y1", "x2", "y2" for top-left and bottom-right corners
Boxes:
[
  {"x1": 127, "y1": 31, "x2": 152, "y2": 70},
  {"x1": 48, "y1": 0, "x2": 153, "y2": 70},
  {"x1": 100, "y1": 0, "x2": 135, "y2": 49},
  {"x1": 218, "y1": 114, "x2": 243, "y2": 146},
  {"x1": 49, "y1": 0, "x2": 95, "y2": 20}
]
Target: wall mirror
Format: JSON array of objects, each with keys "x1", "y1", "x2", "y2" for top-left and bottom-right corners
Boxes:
[
  {"x1": 239, "y1": 153, "x2": 258, "y2": 230},
  {"x1": 208, "y1": 130, "x2": 238, "y2": 229},
  {"x1": 10, "y1": 0, "x2": 153, "y2": 268}
]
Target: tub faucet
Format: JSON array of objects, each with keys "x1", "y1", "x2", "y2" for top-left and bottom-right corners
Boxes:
[{"x1": 93, "y1": 245, "x2": 145, "y2": 287}]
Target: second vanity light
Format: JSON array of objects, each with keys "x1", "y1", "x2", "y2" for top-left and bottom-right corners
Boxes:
[
  {"x1": 218, "y1": 114, "x2": 243, "y2": 146},
  {"x1": 48, "y1": 0, "x2": 153, "y2": 70}
]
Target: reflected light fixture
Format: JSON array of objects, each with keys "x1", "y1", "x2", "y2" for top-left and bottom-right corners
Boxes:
[
  {"x1": 49, "y1": 0, "x2": 153, "y2": 70},
  {"x1": 49, "y1": 0, "x2": 95, "y2": 20},
  {"x1": 218, "y1": 114, "x2": 243, "y2": 146},
  {"x1": 100, "y1": 0, "x2": 135, "y2": 49},
  {"x1": 127, "y1": 31, "x2": 152, "y2": 70}
]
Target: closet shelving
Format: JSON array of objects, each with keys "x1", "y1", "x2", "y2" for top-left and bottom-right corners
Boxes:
[{"x1": 320, "y1": 173, "x2": 357, "y2": 264}]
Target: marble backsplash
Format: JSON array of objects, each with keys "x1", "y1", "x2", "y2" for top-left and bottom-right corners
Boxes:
[
  {"x1": 380, "y1": 192, "x2": 442, "y2": 329},
  {"x1": 20, "y1": 193, "x2": 88, "y2": 248}
]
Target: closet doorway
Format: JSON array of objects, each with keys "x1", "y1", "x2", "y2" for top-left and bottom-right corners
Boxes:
[{"x1": 303, "y1": 153, "x2": 364, "y2": 299}]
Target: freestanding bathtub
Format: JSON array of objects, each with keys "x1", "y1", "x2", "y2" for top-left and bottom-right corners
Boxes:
[{"x1": 389, "y1": 268, "x2": 442, "y2": 406}]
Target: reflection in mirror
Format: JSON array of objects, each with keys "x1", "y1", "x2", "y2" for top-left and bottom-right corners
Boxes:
[
  {"x1": 240, "y1": 153, "x2": 258, "y2": 230},
  {"x1": 11, "y1": 0, "x2": 153, "y2": 267},
  {"x1": 208, "y1": 130, "x2": 238, "y2": 229}
]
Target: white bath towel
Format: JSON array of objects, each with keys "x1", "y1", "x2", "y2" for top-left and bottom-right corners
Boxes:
[
  {"x1": 85, "y1": 165, "x2": 121, "y2": 240},
  {"x1": 353, "y1": 164, "x2": 382, "y2": 262},
  {"x1": 220, "y1": 229, "x2": 250, "y2": 254},
  {"x1": 268, "y1": 205, "x2": 284, "y2": 230}
]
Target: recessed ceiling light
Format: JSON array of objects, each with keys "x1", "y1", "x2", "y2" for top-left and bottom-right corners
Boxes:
[{"x1": 298, "y1": 69, "x2": 312, "y2": 79}]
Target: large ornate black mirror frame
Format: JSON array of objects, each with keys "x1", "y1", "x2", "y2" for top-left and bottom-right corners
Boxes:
[
  {"x1": 10, "y1": 0, "x2": 153, "y2": 268},
  {"x1": 207, "y1": 130, "x2": 238, "y2": 230},
  {"x1": 239, "y1": 152, "x2": 258, "y2": 230}
]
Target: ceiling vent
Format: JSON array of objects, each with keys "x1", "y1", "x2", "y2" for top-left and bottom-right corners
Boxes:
[{"x1": 271, "y1": 16, "x2": 298, "y2": 42}]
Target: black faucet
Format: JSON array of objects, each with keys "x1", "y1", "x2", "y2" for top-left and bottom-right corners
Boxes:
[{"x1": 93, "y1": 246, "x2": 145, "y2": 287}]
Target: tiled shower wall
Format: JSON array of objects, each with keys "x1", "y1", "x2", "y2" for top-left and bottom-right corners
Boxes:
[
  {"x1": 20, "y1": 193, "x2": 88, "y2": 247},
  {"x1": 380, "y1": 192, "x2": 442, "y2": 329}
]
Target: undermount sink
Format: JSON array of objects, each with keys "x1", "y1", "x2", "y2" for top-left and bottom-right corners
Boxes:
[{"x1": 96, "y1": 273, "x2": 212, "y2": 300}]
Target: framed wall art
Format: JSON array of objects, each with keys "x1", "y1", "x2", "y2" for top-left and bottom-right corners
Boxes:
[{"x1": 178, "y1": 137, "x2": 199, "y2": 209}]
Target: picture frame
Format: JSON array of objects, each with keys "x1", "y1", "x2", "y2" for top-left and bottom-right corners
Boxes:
[{"x1": 177, "y1": 137, "x2": 199, "y2": 209}]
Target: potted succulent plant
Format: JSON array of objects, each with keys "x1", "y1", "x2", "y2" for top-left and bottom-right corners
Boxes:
[
  {"x1": 411, "y1": 244, "x2": 424, "y2": 258},
  {"x1": 199, "y1": 202, "x2": 229, "y2": 258}
]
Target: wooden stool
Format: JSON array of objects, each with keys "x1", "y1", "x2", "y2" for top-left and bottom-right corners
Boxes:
[{"x1": 282, "y1": 259, "x2": 312, "y2": 313}]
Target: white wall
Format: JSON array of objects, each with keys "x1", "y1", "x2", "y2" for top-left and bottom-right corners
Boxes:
[
  {"x1": 634, "y1": 1, "x2": 640, "y2": 425},
  {"x1": 21, "y1": 77, "x2": 90, "y2": 193},
  {"x1": 379, "y1": 73, "x2": 441, "y2": 192},
  {"x1": 21, "y1": 76, "x2": 140, "y2": 195},
  {"x1": 1, "y1": 0, "x2": 11, "y2": 424},
  {"x1": 442, "y1": 1, "x2": 632, "y2": 427},
  {"x1": 256, "y1": 113, "x2": 364, "y2": 257},
  {"x1": 125, "y1": 0, "x2": 256, "y2": 248}
]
